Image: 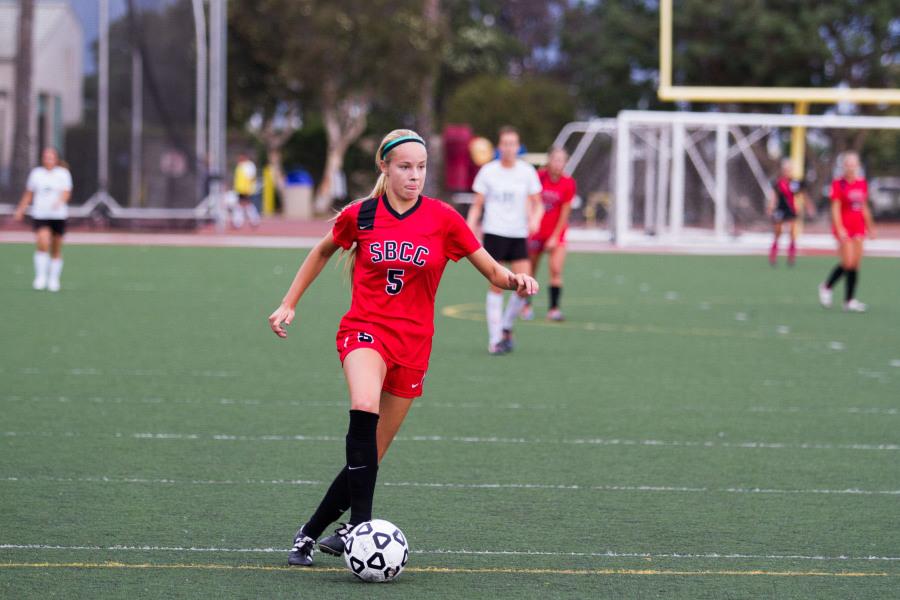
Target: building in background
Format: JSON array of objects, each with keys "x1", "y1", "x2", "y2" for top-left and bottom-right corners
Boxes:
[{"x1": 0, "y1": 0, "x2": 83, "y2": 187}]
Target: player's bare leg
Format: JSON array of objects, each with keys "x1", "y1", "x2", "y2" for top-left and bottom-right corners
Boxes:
[
  {"x1": 547, "y1": 244, "x2": 567, "y2": 321},
  {"x1": 376, "y1": 391, "x2": 414, "y2": 462},
  {"x1": 769, "y1": 221, "x2": 782, "y2": 265},
  {"x1": 343, "y1": 348, "x2": 387, "y2": 414},
  {"x1": 787, "y1": 221, "x2": 799, "y2": 266}
]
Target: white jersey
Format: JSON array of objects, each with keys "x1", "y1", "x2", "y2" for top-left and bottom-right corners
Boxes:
[
  {"x1": 472, "y1": 159, "x2": 542, "y2": 238},
  {"x1": 27, "y1": 166, "x2": 73, "y2": 220}
]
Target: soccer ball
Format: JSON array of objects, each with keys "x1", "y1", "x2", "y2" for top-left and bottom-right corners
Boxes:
[{"x1": 343, "y1": 519, "x2": 409, "y2": 582}]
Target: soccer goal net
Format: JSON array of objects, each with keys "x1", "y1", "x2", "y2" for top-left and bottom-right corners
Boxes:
[
  {"x1": 1, "y1": 0, "x2": 222, "y2": 225},
  {"x1": 555, "y1": 111, "x2": 900, "y2": 246}
]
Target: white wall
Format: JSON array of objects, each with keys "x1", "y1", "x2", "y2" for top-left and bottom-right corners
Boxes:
[{"x1": 0, "y1": 0, "x2": 84, "y2": 178}]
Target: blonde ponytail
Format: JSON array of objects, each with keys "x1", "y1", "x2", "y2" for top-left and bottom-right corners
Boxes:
[{"x1": 369, "y1": 173, "x2": 389, "y2": 200}]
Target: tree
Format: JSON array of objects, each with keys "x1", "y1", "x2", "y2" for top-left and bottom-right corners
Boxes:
[
  {"x1": 418, "y1": 0, "x2": 445, "y2": 196},
  {"x1": 228, "y1": 10, "x2": 299, "y2": 196},
  {"x1": 560, "y1": 0, "x2": 899, "y2": 117},
  {"x1": 9, "y1": 0, "x2": 34, "y2": 202},
  {"x1": 561, "y1": 0, "x2": 662, "y2": 117},
  {"x1": 230, "y1": 0, "x2": 441, "y2": 212},
  {"x1": 444, "y1": 74, "x2": 575, "y2": 150}
]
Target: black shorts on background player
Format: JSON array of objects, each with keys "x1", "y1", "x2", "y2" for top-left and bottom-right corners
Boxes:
[
  {"x1": 31, "y1": 218, "x2": 66, "y2": 236},
  {"x1": 483, "y1": 233, "x2": 528, "y2": 262},
  {"x1": 772, "y1": 205, "x2": 796, "y2": 222},
  {"x1": 772, "y1": 178, "x2": 803, "y2": 222}
]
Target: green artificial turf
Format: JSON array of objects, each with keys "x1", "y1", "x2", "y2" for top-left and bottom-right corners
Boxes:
[{"x1": 1, "y1": 244, "x2": 897, "y2": 598}]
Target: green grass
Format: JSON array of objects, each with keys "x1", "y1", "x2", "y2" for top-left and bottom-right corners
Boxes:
[{"x1": 1, "y1": 243, "x2": 898, "y2": 599}]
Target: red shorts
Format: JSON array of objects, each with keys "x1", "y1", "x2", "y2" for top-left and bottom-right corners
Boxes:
[
  {"x1": 336, "y1": 329, "x2": 426, "y2": 399},
  {"x1": 528, "y1": 229, "x2": 567, "y2": 254},
  {"x1": 833, "y1": 213, "x2": 866, "y2": 240}
]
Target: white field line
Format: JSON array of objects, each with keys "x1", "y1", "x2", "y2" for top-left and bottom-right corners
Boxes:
[
  {"x1": 2, "y1": 475, "x2": 897, "y2": 496},
  {"x1": 5, "y1": 394, "x2": 897, "y2": 416},
  {"x1": 0, "y1": 367, "x2": 238, "y2": 378},
  {"x1": 0, "y1": 395, "x2": 557, "y2": 411},
  {"x1": 3, "y1": 431, "x2": 897, "y2": 451},
  {"x1": 4, "y1": 227, "x2": 900, "y2": 257},
  {"x1": 0, "y1": 543, "x2": 897, "y2": 563}
]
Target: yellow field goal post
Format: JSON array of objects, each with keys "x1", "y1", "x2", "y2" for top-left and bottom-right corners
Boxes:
[{"x1": 658, "y1": 0, "x2": 900, "y2": 180}]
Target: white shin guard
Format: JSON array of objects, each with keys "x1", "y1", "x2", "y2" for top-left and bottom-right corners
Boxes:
[
  {"x1": 502, "y1": 293, "x2": 526, "y2": 331},
  {"x1": 486, "y1": 291, "x2": 504, "y2": 346}
]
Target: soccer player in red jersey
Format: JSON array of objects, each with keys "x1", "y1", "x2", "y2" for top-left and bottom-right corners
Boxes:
[
  {"x1": 523, "y1": 146, "x2": 576, "y2": 321},
  {"x1": 818, "y1": 152, "x2": 877, "y2": 312},
  {"x1": 268, "y1": 129, "x2": 538, "y2": 566},
  {"x1": 766, "y1": 158, "x2": 813, "y2": 266}
]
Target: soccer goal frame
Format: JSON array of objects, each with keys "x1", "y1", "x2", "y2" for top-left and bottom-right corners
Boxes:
[
  {"x1": 658, "y1": 0, "x2": 900, "y2": 183},
  {"x1": 613, "y1": 110, "x2": 900, "y2": 245}
]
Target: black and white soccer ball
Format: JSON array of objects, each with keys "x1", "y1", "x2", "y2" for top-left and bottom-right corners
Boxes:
[{"x1": 343, "y1": 519, "x2": 409, "y2": 582}]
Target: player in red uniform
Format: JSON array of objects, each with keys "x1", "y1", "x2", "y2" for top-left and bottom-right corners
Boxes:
[
  {"x1": 522, "y1": 146, "x2": 576, "y2": 321},
  {"x1": 267, "y1": 129, "x2": 539, "y2": 566},
  {"x1": 817, "y1": 152, "x2": 877, "y2": 312},
  {"x1": 766, "y1": 158, "x2": 813, "y2": 266}
]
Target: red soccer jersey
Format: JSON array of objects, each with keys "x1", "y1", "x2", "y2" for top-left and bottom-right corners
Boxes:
[
  {"x1": 830, "y1": 178, "x2": 868, "y2": 214},
  {"x1": 534, "y1": 169, "x2": 577, "y2": 242},
  {"x1": 331, "y1": 195, "x2": 481, "y2": 369},
  {"x1": 774, "y1": 177, "x2": 799, "y2": 213},
  {"x1": 830, "y1": 177, "x2": 868, "y2": 236}
]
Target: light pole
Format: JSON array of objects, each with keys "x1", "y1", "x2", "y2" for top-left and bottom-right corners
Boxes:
[
  {"x1": 191, "y1": 0, "x2": 207, "y2": 204},
  {"x1": 208, "y1": 0, "x2": 227, "y2": 230}
]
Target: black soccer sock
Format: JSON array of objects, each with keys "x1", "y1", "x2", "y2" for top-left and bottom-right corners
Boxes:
[
  {"x1": 303, "y1": 466, "x2": 350, "y2": 539},
  {"x1": 346, "y1": 409, "x2": 379, "y2": 526},
  {"x1": 845, "y1": 269, "x2": 858, "y2": 302},
  {"x1": 824, "y1": 265, "x2": 844, "y2": 289},
  {"x1": 549, "y1": 285, "x2": 562, "y2": 310}
]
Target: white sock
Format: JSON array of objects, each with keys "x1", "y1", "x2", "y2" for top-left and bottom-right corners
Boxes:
[
  {"x1": 34, "y1": 251, "x2": 50, "y2": 281},
  {"x1": 49, "y1": 258, "x2": 63, "y2": 282},
  {"x1": 246, "y1": 203, "x2": 260, "y2": 226},
  {"x1": 502, "y1": 293, "x2": 526, "y2": 331},
  {"x1": 486, "y1": 291, "x2": 504, "y2": 346},
  {"x1": 231, "y1": 206, "x2": 244, "y2": 228}
]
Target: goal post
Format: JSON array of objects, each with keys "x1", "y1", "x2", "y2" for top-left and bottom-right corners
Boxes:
[
  {"x1": 657, "y1": 0, "x2": 900, "y2": 182},
  {"x1": 613, "y1": 110, "x2": 900, "y2": 245}
]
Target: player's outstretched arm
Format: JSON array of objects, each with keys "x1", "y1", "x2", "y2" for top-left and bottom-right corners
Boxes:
[
  {"x1": 13, "y1": 190, "x2": 33, "y2": 221},
  {"x1": 765, "y1": 189, "x2": 775, "y2": 217},
  {"x1": 527, "y1": 193, "x2": 544, "y2": 235},
  {"x1": 546, "y1": 202, "x2": 572, "y2": 249},
  {"x1": 268, "y1": 231, "x2": 342, "y2": 338},
  {"x1": 863, "y1": 205, "x2": 876, "y2": 239},
  {"x1": 466, "y1": 193, "x2": 485, "y2": 236},
  {"x1": 830, "y1": 199, "x2": 846, "y2": 240},
  {"x1": 54, "y1": 189, "x2": 72, "y2": 210},
  {"x1": 466, "y1": 247, "x2": 539, "y2": 297}
]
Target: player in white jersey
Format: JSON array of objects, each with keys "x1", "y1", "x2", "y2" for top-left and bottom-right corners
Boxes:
[
  {"x1": 466, "y1": 126, "x2": 543, "y2": 354},
  {"x1": 14, "y1": 148, "x2": 73, "y2": 292}
]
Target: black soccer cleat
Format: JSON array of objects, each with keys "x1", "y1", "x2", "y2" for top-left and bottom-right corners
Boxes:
[
  {"x1": 318, "y1": 522, "x2": 354, "y2": 556},
  {"x1": 499, "y1": 329, "x2": 515, "y2": 353},
  {"x1": 287, "y1": 526, "x2": 316, "y2": 566}
]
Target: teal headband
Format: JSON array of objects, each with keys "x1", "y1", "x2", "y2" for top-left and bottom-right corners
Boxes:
[{"x1": 381, "y1": 136, "x2": 426, "y2": 158}]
